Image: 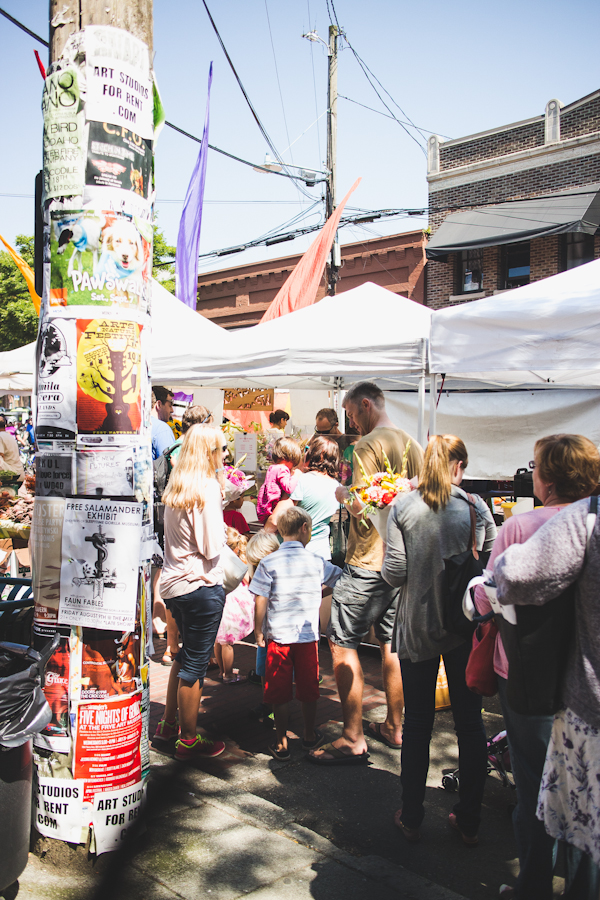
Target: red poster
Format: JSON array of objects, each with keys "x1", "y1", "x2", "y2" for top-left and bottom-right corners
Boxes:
[{"x1": 74, "y1": 692, "x2": 142, "y2": 802}]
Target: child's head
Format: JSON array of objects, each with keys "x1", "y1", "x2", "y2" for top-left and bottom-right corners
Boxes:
[
  {"x1": 226, "y1": 496, "x2": 244, "y2": 511},
  {"x1": 272, "y1": 436, "x2": 302, "y2": 468},
  {"x1": 226, "y1": 526, "x2": 247, "y2": 563},
  {"x1": 246, "y1": 530, "x2": 280, "y2": 577},
  {"x1": 278, "y1": 507, "x2": 312, "y2": 546}
]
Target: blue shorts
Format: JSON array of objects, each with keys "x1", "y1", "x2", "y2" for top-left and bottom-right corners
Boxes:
[{"x1": 170, "y1": 584, "x2": 225, "y2": 686}]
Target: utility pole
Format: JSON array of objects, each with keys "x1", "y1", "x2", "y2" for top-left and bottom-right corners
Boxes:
[
  {"x1": 326, "y1": 24, "x2": 339, "y2": 296},
  {"x1": 32, "y1": 0, "x2": 154, "y2": 858}
]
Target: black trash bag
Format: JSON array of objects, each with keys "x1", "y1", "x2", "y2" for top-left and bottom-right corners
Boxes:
[{"x1": 0, "y1": 635, "x2": 58, "y2": 749}]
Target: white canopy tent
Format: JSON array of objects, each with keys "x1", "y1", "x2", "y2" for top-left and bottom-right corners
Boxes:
[
  {"x1": 421, "y1": 258, "x2": 600, "y2": 476},
  {"x1": 0, "y1": 279, "x2": 236, "y2": 391}
]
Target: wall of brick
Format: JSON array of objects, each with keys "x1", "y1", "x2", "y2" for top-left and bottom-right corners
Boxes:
[
  {"x1": 561, "y1": 94, "x2": 600, "y2": 140},
  {"x1": 530, "y1": 235, "x2": 560, "y2": 282},
  {"x1": 429, "y1": 154, "x2": 600, "y2": 232},
  {"x1": 439, "y1": 121, "x2": 544, "y2": 171}
]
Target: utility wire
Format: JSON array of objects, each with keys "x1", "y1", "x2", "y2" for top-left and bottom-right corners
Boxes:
[
  {"x1": 0, "y1": 8, "x2": 324, "y2": 189},
  {"x1": 0, "y1": 7, "x2": 48, "y2": 46},
  {"x1": 339, "y1": 94, "x2": 450, "y2": 138},
  {"x1": 306, "y1": 0, "x2": 322, "y2": 164},
  {"x1": 201, "y1": 0, "x2": 314, "y2": 200},
  {"x1": 165, "y1": 121, "x2": 325, "y2": 184}
]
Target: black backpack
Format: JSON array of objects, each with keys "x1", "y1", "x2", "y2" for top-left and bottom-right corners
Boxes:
[
  {"x1": 153, "y1": 442, "x2": 178, "y2": 534},
  {"x1": 442, "y1": 493, "x2": 489, "y2": 641}
]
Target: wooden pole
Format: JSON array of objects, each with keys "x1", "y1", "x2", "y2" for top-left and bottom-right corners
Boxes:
[{"x1": 32, "y1": 0, "x2": 154, "y2": 857}]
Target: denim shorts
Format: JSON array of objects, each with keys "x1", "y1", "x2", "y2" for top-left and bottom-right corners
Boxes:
[
  {"x1": 327, "y1": 565, "x2": 400, "y2": 649},
  {"x1": 169, "y1": 584, "x2": 225, "y2": 686}
]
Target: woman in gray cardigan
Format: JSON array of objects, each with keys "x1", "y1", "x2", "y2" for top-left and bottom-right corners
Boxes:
[{"x1": 382, "y1": 434, "x2": 496, "y2": 846}]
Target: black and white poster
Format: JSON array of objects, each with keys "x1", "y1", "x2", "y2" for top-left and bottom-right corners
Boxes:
[
  {"x1": 59, "y1": 498, "x2": 142, "y2": 631},
  {"x1": 36, "y1": 453, "x2": 73, "y2": 498},
  {"x1": 36, "y1": 318, "x2": 77, "y2": 441},
  {"x1": 86, "y1": 121, "x2": 152, "y2": 199},
  {"x1": 76, "y1": 448, "x2": 135, "y2": 497}
]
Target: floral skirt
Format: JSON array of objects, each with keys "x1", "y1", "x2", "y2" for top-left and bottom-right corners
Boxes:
[
  {"x1": 537, "y1": 707, "x2": 600, "y2": 867},
  {"x1": 215, "y1": 583, "x2": 255, "y2": 646}
]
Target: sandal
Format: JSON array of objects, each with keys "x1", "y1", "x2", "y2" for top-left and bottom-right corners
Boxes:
[
  {"x1": 268, "y1": 743, "x2": 291, "y2": 761},
  {"x1": 308, "y1": 742, "x2": 369, "y2": 766},
  {"x1": 161, "y1": 652, "x2": 174, "y2": 667},
  {"x1": 302, "y1": 729, "x2": 325, "y2": 750},
  {"x1": 448, "y1": 812, "x2": 478, "y2": 847},
  {"x1": 393, "y1": 808, "x2": 421, "y2": 843},
  {"x1": 222, "y1": 673, "x2": 246, "y2": 684}
]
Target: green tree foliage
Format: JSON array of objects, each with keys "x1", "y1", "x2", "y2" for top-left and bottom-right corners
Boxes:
[
  {"x1": 0, "y1": 235, "x2": 38, "y2": 351},
  {"x1": 153, "y1": 220, "x2": 176, "y2": 294}
]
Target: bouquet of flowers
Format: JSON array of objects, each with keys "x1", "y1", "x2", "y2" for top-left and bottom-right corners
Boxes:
[
  {"x1": 349, "y1": 441, "x2": 414, "y2": 539},
  {"x1": 223, "y1": 460, "x2": 255, "y2": 501}
]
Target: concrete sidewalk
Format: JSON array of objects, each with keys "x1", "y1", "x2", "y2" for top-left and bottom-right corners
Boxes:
[
  {"x1": 12, "y1": 639, "x2": 554, "y2": 900},
  {"x1": 18, "y1": 753, "x2": 467, "y2": 900}
]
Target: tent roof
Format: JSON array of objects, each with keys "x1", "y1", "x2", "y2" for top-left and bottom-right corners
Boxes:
[
  {"x1": 177, "y1": 282, "x2": 431, "y2": 389},
  {"x1": 0, "y1": 280, "x2": 235, "y2": 390},
  {"x1": 430, "y1": 258, "x2": 600, "y2": 381},
  {"x1": 426, "y1": 184, "x2": 600, "y2": 260}
]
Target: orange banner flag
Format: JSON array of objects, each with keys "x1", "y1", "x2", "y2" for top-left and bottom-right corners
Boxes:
[
  {"x1": 0, "y1": 234, "x2": 41, "y2": 315},
  {"x1": 260, "y1": 177, "x2": 361, "y2": 323}
]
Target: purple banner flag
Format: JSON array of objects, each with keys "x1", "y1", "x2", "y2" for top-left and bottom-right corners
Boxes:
[{"x1": 175, "y1": 62, "x2": 213, "y2": 308}]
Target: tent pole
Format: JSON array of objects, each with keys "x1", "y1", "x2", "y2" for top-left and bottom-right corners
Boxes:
[
  {"x1": 429, "y1": 373, "x2": 438, "y2": 438},
  {"x1": 417, "y1": 339, "x2": 426, "y2": 447}
]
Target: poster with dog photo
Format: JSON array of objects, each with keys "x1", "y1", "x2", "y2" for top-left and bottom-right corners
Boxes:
[
  {"x1": 49, "y1": 209, "x2": 151, "y2": 313},
  {"x1": 76, "y1": 318, "x2": 142, "y2": 438},
  {"x1": 36, "y1": 318, "x2": 77, "y2": 441},
  {"x1": 86, "y1": 121, "x2": 152, "y2": 200}
]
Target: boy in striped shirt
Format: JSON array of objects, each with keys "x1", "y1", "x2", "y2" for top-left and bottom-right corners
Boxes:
[{"x1": 250, "y1": 507, "x2": 341, "y2": 760}]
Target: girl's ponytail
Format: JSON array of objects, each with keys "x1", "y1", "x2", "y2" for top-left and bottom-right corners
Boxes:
[{"x1": 418, "y1": 435, "x2": 452, "y2": 512}]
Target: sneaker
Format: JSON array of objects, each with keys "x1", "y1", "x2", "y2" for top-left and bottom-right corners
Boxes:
[
  {"x1": 247, "y1": 669, "x2": 263, "y2": 686},
  {"x1": 153, "y1": 718, "x2": 178, "y2": 742},
  {"x1": 448, "y1": 812, "x2": 479, "y2": 847},
  {"x1": 175, "y1": 735, "x2": 226, "y2": 761}
]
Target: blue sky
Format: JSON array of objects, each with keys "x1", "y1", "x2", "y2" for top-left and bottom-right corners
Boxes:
[{"x1": 1, "y1": 0, "x2": 599, "y2": 274}]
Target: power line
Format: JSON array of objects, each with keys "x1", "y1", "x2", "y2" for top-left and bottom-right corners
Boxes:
[
  {"x1": 0, "y1": 7, "x2": 48, "y2": 46},
  {"x1": 306, "y1": 0, "x2": 322, "y2": 164},
  {"x1": 201, "y1": 0, "x2": 314, "y2": 200},
  {"x1": 339, "y1": 94, "x2": 450, "y2": 139}
]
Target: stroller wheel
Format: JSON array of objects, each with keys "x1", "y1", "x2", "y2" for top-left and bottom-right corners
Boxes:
[{"x1": 442, "y1": 774, "x2": 459, "y2": 791}]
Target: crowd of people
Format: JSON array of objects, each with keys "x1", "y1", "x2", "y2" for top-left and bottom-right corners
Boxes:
[{"x1": 151, "y1": 380, "x2": 600, "y2": 899}]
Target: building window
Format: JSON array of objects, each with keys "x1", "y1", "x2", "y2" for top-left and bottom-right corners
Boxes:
[
  {"x1": 457, "y1": 249, "x2": 484, "y2": 294},
  {"x1": 501, "y1": 242, "x2": 530, "y2": 289},
  {"x1": 561, "y1": 233, "x2": 595, "y2": 270}
]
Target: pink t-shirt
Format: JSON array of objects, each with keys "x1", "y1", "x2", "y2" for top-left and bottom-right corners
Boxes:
[
  {"x1": 474, "y1": 506, "x2": 563, "y2": 678},
  {"x1": 256, "y1": 463, "x2": 298, "y2": 523}
]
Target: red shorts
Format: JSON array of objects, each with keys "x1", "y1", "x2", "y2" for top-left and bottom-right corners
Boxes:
[{"x1": 263, "y1": 641, "x2": 320, "y2": 705}]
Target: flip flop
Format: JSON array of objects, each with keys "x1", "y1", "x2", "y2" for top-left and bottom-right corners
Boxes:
[
  {"x1": 268, "y1": 744, "x2": 291, "y2": 761},
  {"x1": 308, "y1": 742, "x2": 369, "y2": 766},
  {"x1": 302, "y1": 729, "x2": 325, "y2": 750},
  {"x1": 222, "y1": 674, "x2": 246, "y2": 684},
  {"x1": 367, "y1": 722, "x2": 402, "y2": 749}
]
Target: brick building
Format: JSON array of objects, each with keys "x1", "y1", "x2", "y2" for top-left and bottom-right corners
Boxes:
[
  {"x1": 425, "y1": 90, "x2": 600, "y2": 309},
  {"x1": 196, "y1": 229, "x2": 426, "y2": 328}
]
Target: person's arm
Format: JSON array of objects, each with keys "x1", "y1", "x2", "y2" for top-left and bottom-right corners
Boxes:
[
  {"x1": 494, "y1": 501, "x2": 589, "y2": 607},
  {"x1": 253, "y1": 595, "x2": 268, "y2": 647},
  {"x1": 264, "y1": 498, "x2": 294, "y2": 534},
  {"x1": 275, "y1": 465, "x2": 298, "y2": 494},
  {"x1": 473, "y1": 519, "x2": 511, "y2": 615},
  {"x1": 381, "y1": 506, "x2": 407, "y2": 587},
  {"x1": 473, "y1": 496, "x2": 497, "y2": 553},
  {"x1": 193, "y1": 481, "x2": 226, "y2": 560},
  {"x1": 321, "y1": 560, "x2": 342, "y2": 587}
]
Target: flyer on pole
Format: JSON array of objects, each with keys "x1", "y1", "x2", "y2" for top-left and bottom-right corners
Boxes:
[{"x1": 59, "y1": 498, "x2": 142, "y2": 630}]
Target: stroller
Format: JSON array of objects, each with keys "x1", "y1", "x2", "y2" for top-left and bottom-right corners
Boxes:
[{"x1": 442, "y1": 729, "x2": 515, "y2": 792}]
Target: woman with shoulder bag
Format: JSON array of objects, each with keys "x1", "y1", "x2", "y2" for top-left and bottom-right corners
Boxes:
[
  {"x1": 382, "y1": 435, "x2": 496, "y2": 846},
  {"x1": 493, "y1": 435, "x2": 600, "y2": 900},
  {"x1": 154, "y1": 425, "x2": 229, "y2": 762},
  {"x1": 475, "y1": 434, "x2": 600, "y2": 900}
]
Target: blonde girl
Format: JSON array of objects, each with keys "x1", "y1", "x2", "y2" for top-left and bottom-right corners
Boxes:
[
  {"x1": 214, "y1": 528, "x2": 255, "y2": 683},
  {"x1": 155, "y1": 425, "x2": 229, "y2": 762}
]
